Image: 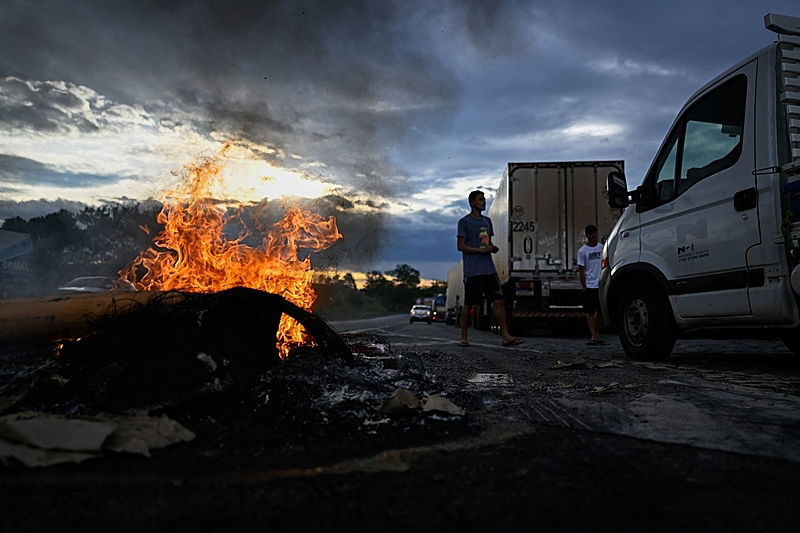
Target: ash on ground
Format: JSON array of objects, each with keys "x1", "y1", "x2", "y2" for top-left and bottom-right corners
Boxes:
[{"x1": 0, "y1": 333, "x2": 473, "y2": 470}]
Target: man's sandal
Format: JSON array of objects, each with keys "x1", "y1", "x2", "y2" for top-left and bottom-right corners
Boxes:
[{"x1": 502, "y1": 338, "x2": 524, "y2": 347}]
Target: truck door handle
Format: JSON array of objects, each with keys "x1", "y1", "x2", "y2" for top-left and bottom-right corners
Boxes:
[
  {"x1": 621, "y1": 231, "x2": 629, "y2": 238},
  {"x1": 734, "y1": 187, "x2": 757, "y2": 211}
]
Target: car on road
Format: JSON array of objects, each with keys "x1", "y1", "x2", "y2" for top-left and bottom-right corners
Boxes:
[
  {"x1": 409, "y1": 304, "x2": 432, "y2": 324},
  {"x1": 58, "y1": 276, "x2": 137, "y2": 293}
]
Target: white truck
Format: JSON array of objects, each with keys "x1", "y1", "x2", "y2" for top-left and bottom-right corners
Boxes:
[
  {"x1": 449, "y1": 160, "x2": 623, "y2": 331},
  {"x1": 601, "y1": 13, "x2": 800, "y2": 359},
  {"x1": 446, "y1": 262, "x2": 464, "y2": 325}
]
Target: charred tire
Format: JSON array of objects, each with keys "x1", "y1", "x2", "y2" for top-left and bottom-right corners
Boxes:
[{"x1": 616, "y1": 280, "x2": 675, "y2": 360}]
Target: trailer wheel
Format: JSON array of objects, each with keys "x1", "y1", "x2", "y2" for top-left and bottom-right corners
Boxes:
[{"x1": 616, "y1": 280, "x2": 675, "y2": 360}]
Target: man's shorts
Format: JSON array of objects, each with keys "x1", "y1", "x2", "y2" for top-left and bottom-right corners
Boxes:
[
  {"x1": 464, "y1": 274, "x2": 504, "y2": 306},
  {"x1": 583, "y1": 288, "x2": 601, "y2": 314}
]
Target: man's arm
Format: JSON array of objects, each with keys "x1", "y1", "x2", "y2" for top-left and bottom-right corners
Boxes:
[
  {"x1": 457, "y1": 236, "x2": 497, "y2": 254},
  {"x1": 577, "y1": 248, "x2": 587, "y2": 289}
]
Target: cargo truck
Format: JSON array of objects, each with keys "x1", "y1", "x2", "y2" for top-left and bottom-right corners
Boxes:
[
  {"x1": 601, "y1": 13, "x2": 800, "y2": 359},
  {"x1": 448, "y1": 160, "x2": 623, "y2": 331},
  {"x1": 446, "y1": 262, "x2": 464, "y2": 326},
  {"x1": 416, "y1": 294, "x2": 447, "y2": 321},
  {"x1": 431, "y1": 293, "x2": 446, "y2": 322}
]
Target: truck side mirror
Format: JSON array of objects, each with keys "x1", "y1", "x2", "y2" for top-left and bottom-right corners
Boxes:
[
  {"x1": 607, "y1": 171, "x2": 630, "y2": 208},
  {"x1": 631, "y1": 184, "x2": 652, "y2": 207}
]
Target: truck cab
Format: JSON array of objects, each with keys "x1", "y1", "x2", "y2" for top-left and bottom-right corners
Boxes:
[{"x1": 601, "y1": 13, "x2": 800, "y2": 359}]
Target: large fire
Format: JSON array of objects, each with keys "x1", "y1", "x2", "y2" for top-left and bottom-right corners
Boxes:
[{"x1": 120, "y1": 146, "x2": 342, "y2": 358}]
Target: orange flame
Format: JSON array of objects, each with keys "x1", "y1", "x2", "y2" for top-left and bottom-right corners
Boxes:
[{"x1": 121, "y1": 149, "x2": 341, "y2": 358}]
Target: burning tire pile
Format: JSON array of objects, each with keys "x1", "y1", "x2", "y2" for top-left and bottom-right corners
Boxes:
[
  {"x1": 0, "y1": 149, "x2": 474, "y2": 494},
  {"x1": 0, "y1": 293, "x2": 474, "y2": 469}
]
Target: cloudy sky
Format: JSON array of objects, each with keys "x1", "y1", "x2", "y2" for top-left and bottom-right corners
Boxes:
[{"x1": 1, "y1": 0, "x2": 797, "y2": 280}]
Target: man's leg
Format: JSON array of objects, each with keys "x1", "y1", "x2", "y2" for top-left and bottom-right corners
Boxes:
[
  {"x1": 493, "y1": 298, "x2": 515, "y2": 343},
  {"x1": 590, "y1": 289, "x2": 602, "y2": 342},
  {"x1": 592, "y1": 312, "x2": 602, "y2": 343},
  {"x1": 585, "y1": 289, "x2": 602, "y2": 343},
  {"x1": 593, "y1": 312, "x2": 605, "y2": 343},
  {"x1": 585, "y1": 313, "x2": 595, "y2": 342},
  {"x1": 459, "y1": 304, "x2": 472, "y2": 344}
]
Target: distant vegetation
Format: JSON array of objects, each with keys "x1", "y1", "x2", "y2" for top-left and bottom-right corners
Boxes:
[
  {"x1": 2, "y1": 203, "x2": 163, "y2": 295},
  {"x1": 2, "y1": 206, "x2": 445, "y2": 315},
  {"x1": 313, "y1": 265, "x2": 446, "y2": 319}
]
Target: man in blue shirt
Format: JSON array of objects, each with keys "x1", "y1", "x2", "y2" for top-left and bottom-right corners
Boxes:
[{"x1": 457, "y1": 190, "x2": 522, "y2": 348}]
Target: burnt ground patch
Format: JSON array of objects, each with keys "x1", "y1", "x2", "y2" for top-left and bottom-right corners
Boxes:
[
  {"x1": 1, "y1": 328, "x2": 800, "y2": 531},
  {"x1": 0, "y1": 334, "x2": 476, "y2": 469},
  {"x1": 2, "y1": 424, "x2": 799, "y2": 533}
]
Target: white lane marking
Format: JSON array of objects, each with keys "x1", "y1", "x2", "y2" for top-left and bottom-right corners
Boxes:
[
  {"x1": 335, "y1": 323, "x2": 542, "y2": 352},
  {"x1": 347, "y1": 329, "x2": 544, "y2": 353},
  {"x1": 537, "y1": 401, "x2": 571, "y2": 427},
  {"x1": 543, "y1": 399, "x2": 593, "y2": 431},
  {"x1": 392, "y1": 338, "x2": 543, "y2": 353},
  {"x1": 529, "y1": 405, "x2": 551, "y2": 423}
]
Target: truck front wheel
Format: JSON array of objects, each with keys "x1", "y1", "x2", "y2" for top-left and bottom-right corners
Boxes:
[{"x1": 616, "y1": 280, "x2": 676, "y2": 360}]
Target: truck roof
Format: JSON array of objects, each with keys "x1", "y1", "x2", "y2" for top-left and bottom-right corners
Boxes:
[{"x1": 507, "y1": 160, "x2": 624, "y2": 168}]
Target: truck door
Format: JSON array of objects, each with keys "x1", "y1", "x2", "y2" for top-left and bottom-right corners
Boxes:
[{"x1": 637, "y1": 62, "x2": 759, "y2": 317}]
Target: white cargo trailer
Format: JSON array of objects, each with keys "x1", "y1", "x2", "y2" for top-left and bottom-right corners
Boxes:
[
  {"x1": 448, "y1": 160, "x2": 623, "y2": 331},
  {"x1": 445, "y1": 262, "x2": 463, "y2": 325}
]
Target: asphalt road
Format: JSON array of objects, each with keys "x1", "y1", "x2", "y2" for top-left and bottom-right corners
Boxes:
[
  {"x1": 331, "y1": 315, "x2": 800, "y2": 463},
  {"x1": 3, "y1": 313, "x2": 800, "y2": 532}
]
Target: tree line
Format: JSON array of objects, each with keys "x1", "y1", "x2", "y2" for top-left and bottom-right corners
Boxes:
[
  {"x1": 313, "y1": 265, "x2": 446, "y2": 318},
  {"x1": 1, "y1": 203, "x2": 163, "y2": 295},
  {"x1": 2, "y1": 205, "x2": 445, "y2": 315}
]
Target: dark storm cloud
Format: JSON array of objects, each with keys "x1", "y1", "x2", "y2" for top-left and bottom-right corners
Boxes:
[
  {"x1": 3, "y1": 0, "x2": 798, "y2": 281},
  {"x1": 392, "y1": 0, "x2": 799, "y2": 202},
  {"x1": 0, "y1": 77, "x2": 99, "y2": 133},
  {"x1": 0, "y1": 0, "x2": 465, "y2": 195},
  {"x1": 0, "y1": 154, "x2": 119, "y2": 188},
  {"x1": 226, "y1": 193, "x2": 387, "y2": 271},
  {"x1": 0, "y1": 198, "x2": 87, "y2": 221},
  {"x1": 302, "y1": 194, "x2": 386, "y2": 271},
  {"x1": 547, "y1": 1, "x2": 775, "y2": 74},
  {"x1": 380, "y1": 211, "x2": 460, "y2": 265},
  {"x1": 461, "y1": 0, "x2": 541, "y2": 57}
]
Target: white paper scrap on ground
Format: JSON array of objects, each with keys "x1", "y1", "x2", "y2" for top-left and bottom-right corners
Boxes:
[
  {"x1": 0, "y1": 412, "x2": 195, "y2": 468},
  {"x1": 422, "y1": 395, "x2": 465, "y2": 416}
]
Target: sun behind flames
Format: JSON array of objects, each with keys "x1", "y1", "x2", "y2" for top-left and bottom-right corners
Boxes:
[{"x1": 120, "y1": 147, "x2": 342, "y2": 358}]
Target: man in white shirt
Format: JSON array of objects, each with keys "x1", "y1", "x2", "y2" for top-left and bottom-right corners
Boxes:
[{"x1": 577, "y1": 224, "x2": 605, "y2": 345}]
